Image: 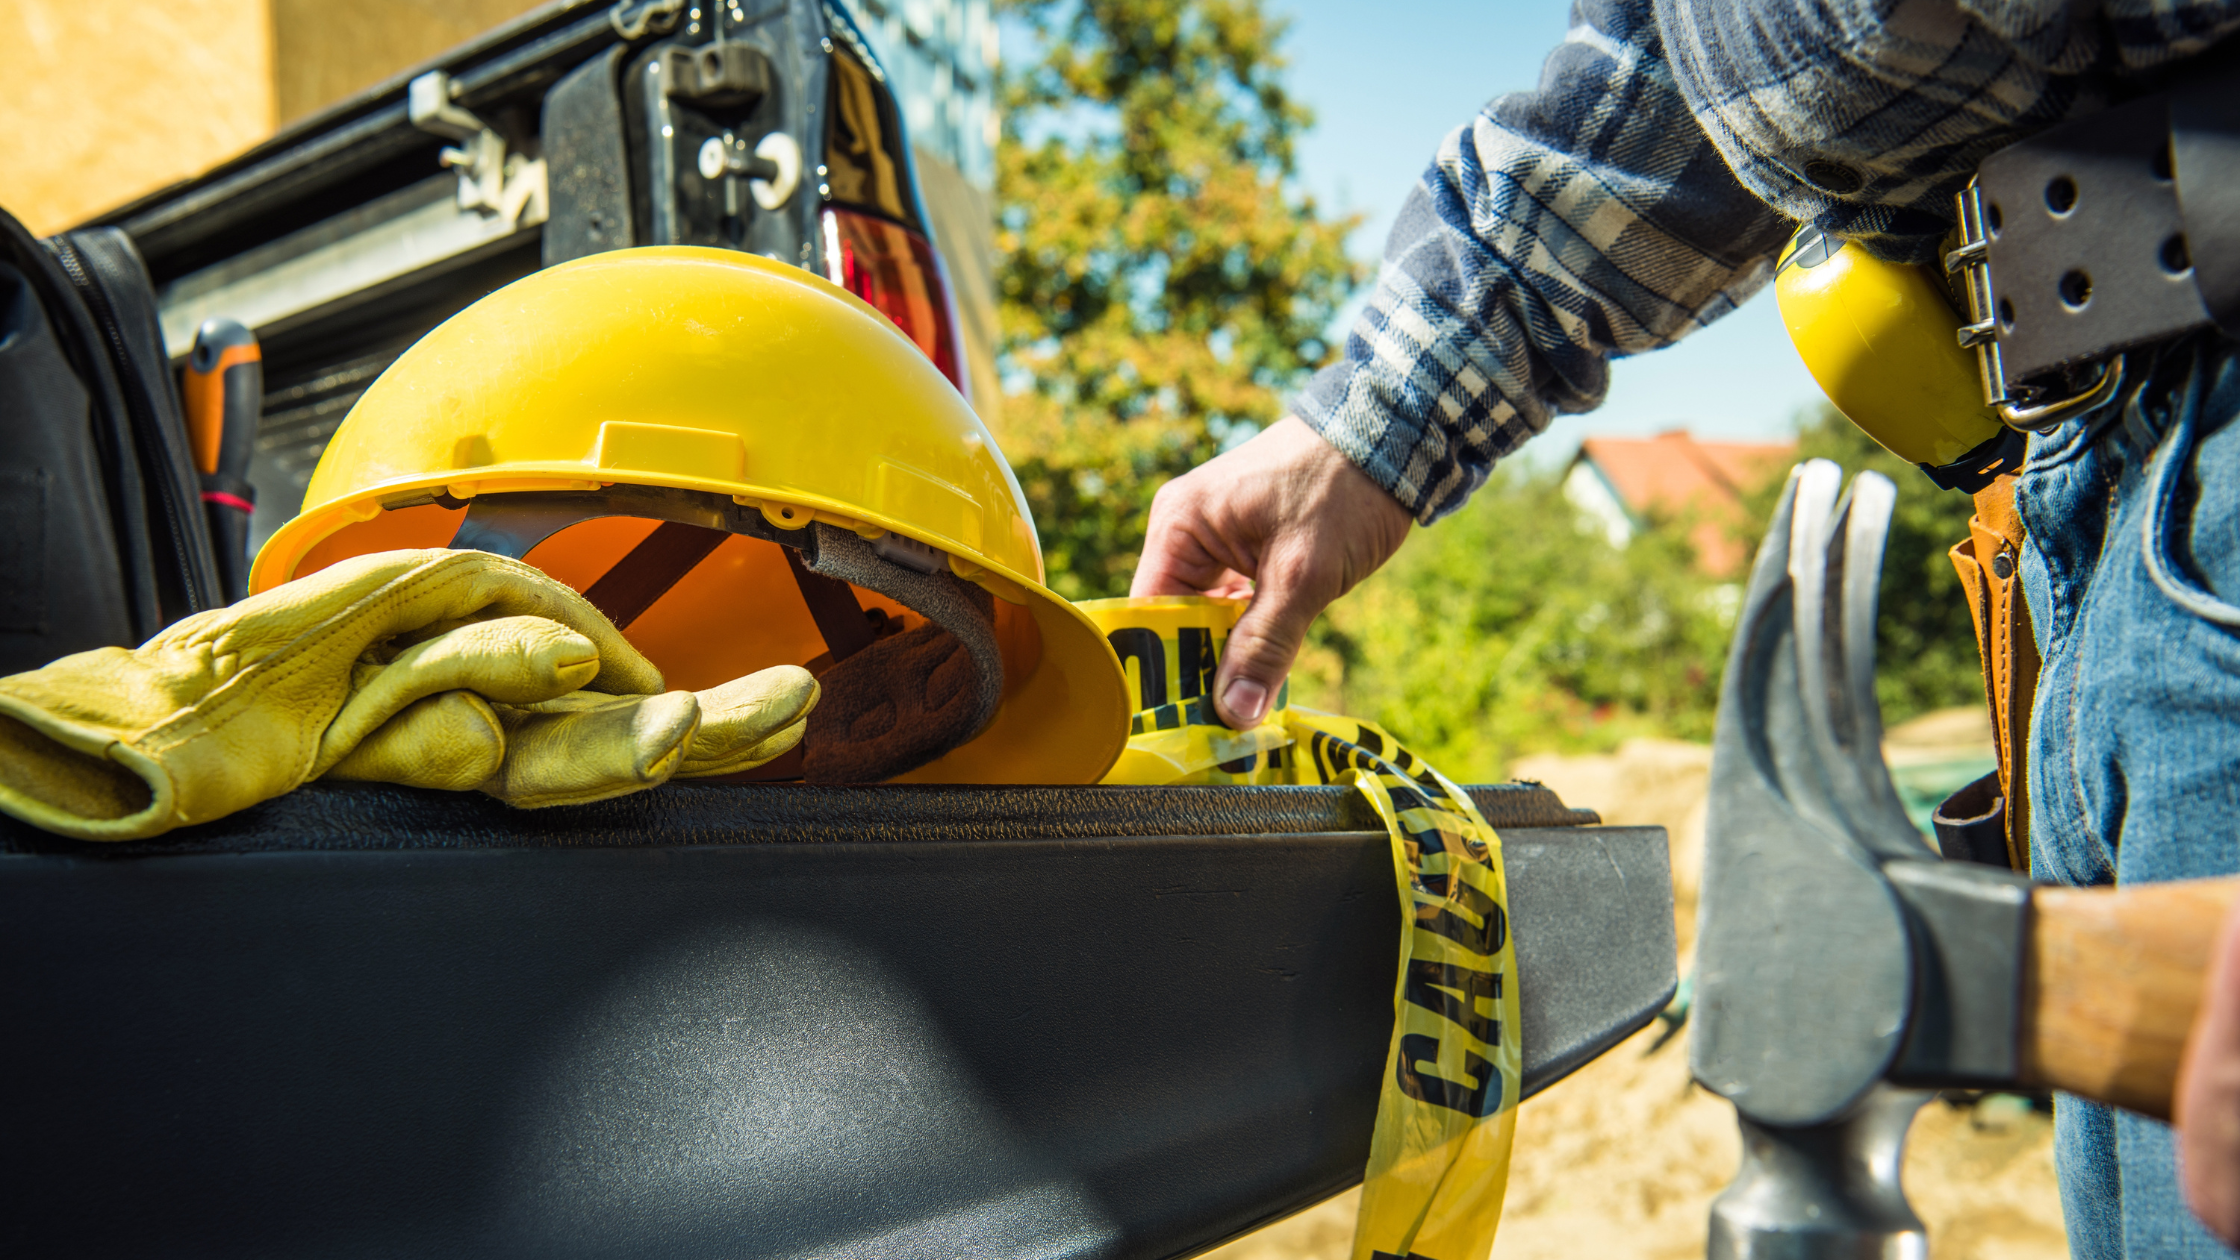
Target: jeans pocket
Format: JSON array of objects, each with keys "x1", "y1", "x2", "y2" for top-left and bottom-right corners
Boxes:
[{"x1": 2143, "y1": 378, "x2": 2240, "y2": 627}]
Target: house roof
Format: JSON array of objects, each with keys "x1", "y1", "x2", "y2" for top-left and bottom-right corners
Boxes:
[{"x1": 1572, "y1": 431, "x2": 1796, "y2": 576}]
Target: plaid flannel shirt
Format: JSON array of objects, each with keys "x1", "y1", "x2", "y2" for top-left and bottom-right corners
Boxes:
[{"x1": 1298, "y1": 0, "x2": 2240, "y2": 523}]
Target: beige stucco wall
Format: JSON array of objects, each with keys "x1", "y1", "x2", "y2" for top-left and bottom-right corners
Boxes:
[
  {"x1": 0, "y1": 0, "x2": 550, "y2": 235},
  {"x1": 0, "y1": 0, "x2": 277, "y2": 234},
  {"x1": 269, "y1": 0, "x2": 548, "y2": 126}
]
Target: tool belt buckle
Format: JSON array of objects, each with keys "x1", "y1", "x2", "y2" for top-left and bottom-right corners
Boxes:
[
  {"x1": 1945, "y1": 65, "x2": 2240, "y2": 432},
  {"x1": 1948, "y1": 181, "x2": 2126, "y2": 434}
]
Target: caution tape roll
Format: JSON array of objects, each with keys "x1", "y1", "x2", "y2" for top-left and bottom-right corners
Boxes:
[{"x1": 1079, "y1": 597, "x2": 1520, "y2": 1260}]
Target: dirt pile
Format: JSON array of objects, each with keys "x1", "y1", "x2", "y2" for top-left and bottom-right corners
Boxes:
[{"x1": 1204, "y1": 729, "x2": 2065, "y2": 1260}]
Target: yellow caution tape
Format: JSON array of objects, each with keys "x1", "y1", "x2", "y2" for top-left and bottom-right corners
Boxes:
[{"x1": 1079, "y1": 597, "x2": 1520, "y2": 1260}]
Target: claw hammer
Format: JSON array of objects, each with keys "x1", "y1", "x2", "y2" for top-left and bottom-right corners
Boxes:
[{"x1": 1693, "y1": 460, "x2": 2239, "y2": 1258}]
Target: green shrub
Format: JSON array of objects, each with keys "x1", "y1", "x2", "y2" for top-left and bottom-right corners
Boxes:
[{"x1": 1295, "y1": 407, "x2": 1986, "y2": 775}]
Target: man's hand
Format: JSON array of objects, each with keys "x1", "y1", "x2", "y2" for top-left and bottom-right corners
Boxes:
[
  {"x1": 2180, "y1": 897, "x2": 2240, "y2": 1246},
  {"x1": 1132, "y1": 416, "x2": 1412, "y2": 728}
]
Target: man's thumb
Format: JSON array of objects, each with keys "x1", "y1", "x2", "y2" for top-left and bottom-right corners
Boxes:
[{"x1": 1215, "y1": 578, "x2": 1317, "y2": 730}]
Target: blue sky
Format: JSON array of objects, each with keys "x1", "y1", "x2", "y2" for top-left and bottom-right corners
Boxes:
[{"x1": 1262, "y1": 0, "x2": 1826, "y2": 465}]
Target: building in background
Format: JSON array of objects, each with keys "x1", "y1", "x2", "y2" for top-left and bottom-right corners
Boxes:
[
  {"x1": 3, "y1": 0, "x2": 562, "y2": 236},
  {"x1": 845, "y1": 0, "x2": 994, "y2": 188},
  {"x1": 1563, "y1": 431, "x2": 1794, "y2": 577},
  {"x1": 2, "y1": 0, "x2": 994, "y2": 221},
  {"x1": 845, "y1": 0, "x2": 1001, "y2": 422}
]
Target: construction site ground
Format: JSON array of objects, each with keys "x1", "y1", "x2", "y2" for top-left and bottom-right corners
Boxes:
[{"x1": 1206, "y1": 714, "x2": 2067, "y2": 1260}]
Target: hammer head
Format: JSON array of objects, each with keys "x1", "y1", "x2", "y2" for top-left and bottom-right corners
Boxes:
[
  {"x1": 1692, "y1": 461, "x2": 2036, "y2": 1260},
  {"x1": 1708, "y1": 1086, "x2": 1931, "y2": 1260},
  {"x1": 1691, "y1": 460, "x2": 1931, "y2": 1127}
]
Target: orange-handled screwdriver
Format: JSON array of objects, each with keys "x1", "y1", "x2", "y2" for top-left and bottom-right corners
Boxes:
[{"x1": 183, "y1": 319, "x2": 261, "y2": 603}]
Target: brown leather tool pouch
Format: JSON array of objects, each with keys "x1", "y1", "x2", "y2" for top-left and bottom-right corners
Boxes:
[{"x1": 1943, "y1": 473, "x2": 2039, "y2": 873}]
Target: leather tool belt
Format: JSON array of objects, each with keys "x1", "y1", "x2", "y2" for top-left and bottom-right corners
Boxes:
[
  {"x1": 1949, "y1": 64, "x2": 2240, "y2": 432},
  {"x1": 1938, "y1": 475, "x2": 2039, "y2": 875}
]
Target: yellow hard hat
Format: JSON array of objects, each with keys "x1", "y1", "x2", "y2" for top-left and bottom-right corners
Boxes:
[
  {"x1": 251, "y1": 246, "x2": 1129, "y2": 784},
  {"x1": 1774, "y1": 226, "x2": 2023, "y2": 492}
]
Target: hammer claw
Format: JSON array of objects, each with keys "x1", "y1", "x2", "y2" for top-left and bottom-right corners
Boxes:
[{"x1": 1792, "y1": 469, "x2": 1933, "y2": 862}]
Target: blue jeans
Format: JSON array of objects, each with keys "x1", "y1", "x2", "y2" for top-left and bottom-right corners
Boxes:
[{"x1": 2018, "y1": 339, "x2": 2240, "y2": 1259}]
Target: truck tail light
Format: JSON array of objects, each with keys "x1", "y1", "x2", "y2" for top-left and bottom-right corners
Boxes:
[{"x1": 821, "y1": 207, "x2": 967, "y2": 399}]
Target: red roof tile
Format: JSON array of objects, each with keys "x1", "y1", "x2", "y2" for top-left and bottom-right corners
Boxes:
[{"x1": 1573, "y1": 431, "x2": 1796, "y2": 576}]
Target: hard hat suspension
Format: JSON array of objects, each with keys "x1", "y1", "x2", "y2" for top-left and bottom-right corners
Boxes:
[
  {"x1": 584, "y1": 522, "x2": 731, "y2": 628},
  {"x1": 446, "y1": 485, "x2": 1005, "y2": 783}
]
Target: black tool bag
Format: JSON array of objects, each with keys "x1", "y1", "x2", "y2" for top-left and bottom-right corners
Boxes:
[{"x1": 0, "y1": 206, "x2": 221, "y2": 675}]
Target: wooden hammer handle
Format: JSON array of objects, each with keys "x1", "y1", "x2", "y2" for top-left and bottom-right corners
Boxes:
[{"x1": 2024, "y1": 876, "x2": 2240, "y2": 1120}]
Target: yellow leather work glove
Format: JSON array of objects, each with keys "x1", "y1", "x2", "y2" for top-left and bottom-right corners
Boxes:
[
  {"x1": 326, "y1": 665, "x2": 819, "y2": 806},
  {"x1": 0, "y1": 549, "x2": 664, "y2": 841},
  {"x1": 675, "y1": 668, "x2": 820, "y2": 778}
]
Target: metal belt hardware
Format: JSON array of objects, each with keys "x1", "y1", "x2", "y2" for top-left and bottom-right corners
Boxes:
[
  {"x1": 1949, "y1": 181, "x2": 2124, "y2": 434},
  {"x1": 1948, "y1": 76, "x2": 2240, "y2": 431}
]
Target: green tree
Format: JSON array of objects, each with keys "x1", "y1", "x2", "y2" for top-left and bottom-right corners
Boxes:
[
  {"x1": 1294, "y1": 467, "x2": 1738, "y2": 780},
  {"x1": 1293, "y1": 408, "x2": 1987, "y2": 776},
  {"x1": 994, "y1": 0, "x2": 1364, "y2": 598}
]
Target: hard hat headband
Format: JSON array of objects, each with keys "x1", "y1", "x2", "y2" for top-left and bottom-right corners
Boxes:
[
  {"x1": 799, "y1": 525, "x2": 1003, "y2": 782},
  {"x1": 446, "y1": 484, "x2": 772, "y2": 559},
  {"x1": 444, "y1": 487, "x2": 1003, "y2": 782}
]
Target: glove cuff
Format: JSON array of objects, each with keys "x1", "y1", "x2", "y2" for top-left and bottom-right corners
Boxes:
[{"x1": 0, "y1": 695, "x2": 175, "y2": 841}]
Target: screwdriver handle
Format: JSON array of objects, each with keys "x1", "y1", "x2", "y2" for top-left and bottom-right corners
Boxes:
[{"x1": 183, "y1": 319, "x2": 262, "y2": 603}]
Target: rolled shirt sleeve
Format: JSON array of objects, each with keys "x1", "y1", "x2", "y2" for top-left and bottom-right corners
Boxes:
[{"x1": 1298, "y1": 0, "x2": 2240, "y2": 524}]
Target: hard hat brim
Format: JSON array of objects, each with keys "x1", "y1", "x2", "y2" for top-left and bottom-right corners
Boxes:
[{"x1": 255, "y1": 485, "x2": 1129, "y2": 786}]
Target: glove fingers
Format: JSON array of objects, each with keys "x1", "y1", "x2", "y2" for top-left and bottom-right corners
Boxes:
[
  {"x1": 678, "y1": 717, "x2": 809, "y2": 779},
  {"x1": 310, "y1": 615, "x2": 599, "y2": 778},
  {"x1": 396, "y1": 616, "x2": 604, "y2": 704},
  {"x1": 182, "y1": 549, "x2": 666, "y2": 697},
  {"x1": 0, "y1": 549, "x2": 671, "y2": 843},
  {"x1": 482, "y1": 691, "x2": 701, "y2": 809},
  {"x1": 676, "y1": 666, "x2": 819, "y2": 778},
  {"x1": 324, "y1": 691, "x2": 506, "y2": 791}
]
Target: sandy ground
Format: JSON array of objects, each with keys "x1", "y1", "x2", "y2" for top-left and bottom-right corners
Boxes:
[{"x1": 1203, "y1": 719, "x2": 2067, "y2": 1260}]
